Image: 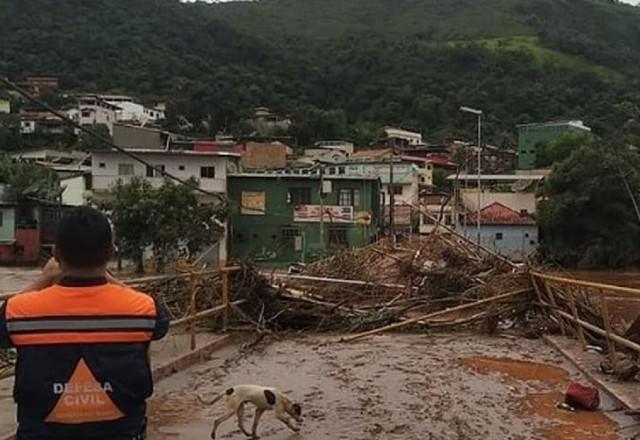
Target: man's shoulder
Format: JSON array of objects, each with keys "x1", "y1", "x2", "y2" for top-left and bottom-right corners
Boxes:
[{"x1": 104, "y1": 285, "x2": 158, "y2": 313}]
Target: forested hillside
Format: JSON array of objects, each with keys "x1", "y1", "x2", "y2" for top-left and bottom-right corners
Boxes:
[{"x1": 2, "y1": 0, "x2": 640, "y2": 145}]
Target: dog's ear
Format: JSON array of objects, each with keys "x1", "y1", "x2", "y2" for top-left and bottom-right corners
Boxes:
[{"x1": 292, "y1": 403, "x2": 302, "y2": 416}]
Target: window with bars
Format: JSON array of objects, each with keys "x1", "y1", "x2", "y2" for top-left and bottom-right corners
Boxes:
[
  {"x1": 328, "y1": 227, "x2": 348, "y2": 247},
  {"x1": 118, "y1": 163, "x2": 134, "y2": 176},
  {"x1": 200, "y1": 166, "x2": 216, "y2": 178},
  {"x1": 281, "y1": 228, "x2": 301, "y2": 250},
  {"x1": 288, "y1": 187, "x2": 311, "y2": 205},
  {"x1": 338, "y1": 189, "x2": 361, "y2": 207},
  {"x1": 146, "y1": 164, "x2": 165, "y2": 177}
]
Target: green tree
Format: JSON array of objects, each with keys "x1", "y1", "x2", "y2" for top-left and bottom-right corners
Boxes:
[
  {"x1": 538, "y1": 142, "x2": 640, "y2": 268},
  {"x1": 99, "y1": 177, "x2": 226, "y2": 274},
  {"x1": 534, "y1": 133, "x2": 595, "y2": 168},
  {"x1": 98, "y1": 177, "x2": 156, "y2": 274},
  {"x1": 0, "y1": 152, "x2": 60, "y2": 200}
]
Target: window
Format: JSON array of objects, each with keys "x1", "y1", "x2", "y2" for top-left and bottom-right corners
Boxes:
[
  {"x1": 496, "y1": 232, "x2": 503, "y2": 241},
  {"x1": 389, "y1": 185, "x2": 403, "y2": 196},
  {"x1": 146, "y1": 164, "x2": 165, "y2": 177},
  {"x1": 178, "y1": 165, "x2": 185, "y2": 171},
  {"x1": 328, "y1": 167, "x2": 336, "y2": 175},
  {"x1": 81, "y1": 109, "x2": 91, "y2": 118},
  {"x1": 200, "y1": 166, "x2": 216, "y2": 178},
  {"x1": 118, "y1": 163, "x2": 134, "y2": 176},
  {"x1": 281, "y1": 228, "x2": 300, "y2": 242},
  {"x1": 288, "y1": 187, "x2": 311, "y2": 205},
  {"x1": 338, "y1": 188, "x2": 361, "y2": 207},
  {"x1": 328, "y1": 227, "x2": 348, "y2": 247},
  {"x1": 98, "y1": 162, "x2": 106, "y2": 168},
  {"x1": 338, "y1": 166, "x2": 345, "y2": 175}
]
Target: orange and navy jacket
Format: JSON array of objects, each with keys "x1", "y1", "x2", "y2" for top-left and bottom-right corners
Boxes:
[{"x1": 0, "y1": 276, "x2": 169, "y2": 438}]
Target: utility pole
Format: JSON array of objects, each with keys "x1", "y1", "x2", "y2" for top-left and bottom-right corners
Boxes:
[
  {"x1": 476, "y1": 112, "x2": 482, "y2": 246},
  {"x1": 460, "y1": 106, "x2": 483, "y2": 245},
  {"x1": 389, "y1": 147, "x2": 395, "y2": 238},
  {"x1": 319, "y1": 164, "x2": 325, "y2": 246}
]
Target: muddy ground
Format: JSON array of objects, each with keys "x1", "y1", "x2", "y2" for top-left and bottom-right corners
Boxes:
[{"x1": 148, "y1": 333, "x2": 639, "y2": 440}]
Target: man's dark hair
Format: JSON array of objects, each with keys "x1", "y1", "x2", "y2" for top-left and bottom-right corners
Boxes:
[{"x1": 55, "y1": 207, "x2": 113, "y2": 269}]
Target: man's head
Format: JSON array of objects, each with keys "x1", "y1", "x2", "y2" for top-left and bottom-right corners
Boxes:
[{"x1": 54, "y1": 207, "x2": 113, "y2": 271}]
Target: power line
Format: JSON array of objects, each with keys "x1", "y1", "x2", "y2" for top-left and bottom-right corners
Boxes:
[{"x1": 1, "y1": 77, "x2": 224, "y2": 201}]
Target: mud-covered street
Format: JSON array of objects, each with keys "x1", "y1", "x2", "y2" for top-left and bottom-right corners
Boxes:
[{"x1": 148, "y1": 334, "x2": 636, "y2": 440}]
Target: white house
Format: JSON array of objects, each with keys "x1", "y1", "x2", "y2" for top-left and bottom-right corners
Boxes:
[
  {"x1": 91, "y1": 148, "x2": 241, "y2": 263},
  {"x1": 384, "y1": 127, "x2": 423, "y2": 146},
  {"x1": 313, "y1": 140, "x2": 355, "y2": 155},
  {"x1": 76, "y1": 95, "x2": 119, "y2": 134},
  {"x1": 102, "y1": 97, "x2": 165, "y2": 124}
]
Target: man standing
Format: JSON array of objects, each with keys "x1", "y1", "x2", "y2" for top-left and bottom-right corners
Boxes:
[{"x1": 0, "y1": 207, "x2": 169, "y2": 439}]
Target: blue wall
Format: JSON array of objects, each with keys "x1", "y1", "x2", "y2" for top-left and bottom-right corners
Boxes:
[{"x1": 464, "y1": 224, "x2": 538, "y2": 261}]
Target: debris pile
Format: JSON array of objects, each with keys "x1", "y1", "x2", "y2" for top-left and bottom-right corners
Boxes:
[{"x1": 237, "y1": 234, "x2": 535, "y2": 334}]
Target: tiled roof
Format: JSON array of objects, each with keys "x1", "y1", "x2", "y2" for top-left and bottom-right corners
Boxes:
[{"x1": 467, "y1": 202, "x2": 536, "y2": 226}]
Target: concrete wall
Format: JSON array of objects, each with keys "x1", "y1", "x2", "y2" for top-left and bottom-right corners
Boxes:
[
  {"x1": 463, "y1": 224, "x2": 538, "y2": 261},
  {"x1": 0, "y1": 208, "x2": 15, "y2": 242},
  {"x1": 240, "y1": 143, "x2": 287, "y2": 170},
  {"x1": 113, "y1": 124, "x2": 165, "y2": 150},
  {"x1": 92, "y1": 151, "x2": 228, "y2": 193}
]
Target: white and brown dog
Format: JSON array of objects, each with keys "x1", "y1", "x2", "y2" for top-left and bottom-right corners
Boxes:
[{"x1": 200, "y1": 385, "x2": 303, "y2": 439}]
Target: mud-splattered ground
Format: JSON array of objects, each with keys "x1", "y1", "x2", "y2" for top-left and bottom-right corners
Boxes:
[{"x1": 148, "y1": 333, "x2": 638, "y2": 440}]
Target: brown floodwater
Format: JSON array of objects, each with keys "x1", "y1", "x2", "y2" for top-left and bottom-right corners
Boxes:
[{"x1": 463, "y1": 356, "x2": 618, "y2": 440}]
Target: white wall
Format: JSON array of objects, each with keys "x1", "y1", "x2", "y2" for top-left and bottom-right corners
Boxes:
[
  {"x1": 61, "y1": 175, "x2": 87, "y2": 206},
  {"x1": 109, "y1": 101, "x2": 165, "y2": 123},
  {"x1": 80, "y1": 105, "x2": 116, "y2": 134},
  {"x1": 92, "y1": 151, "x2": 228, "y2": 193}
]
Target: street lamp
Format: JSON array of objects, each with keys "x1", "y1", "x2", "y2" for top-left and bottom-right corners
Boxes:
[{"x1": 460, "y1": 106, "x2": 483, "y2": 245}]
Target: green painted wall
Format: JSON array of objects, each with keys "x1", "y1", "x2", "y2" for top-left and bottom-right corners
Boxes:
[
  {"x1": 228, "y1": 175, "x2": 381, "y2": 265},
  {"x1": 0, "y1": 208, "x2": 16, "y2": 242},
  {"x1": 518, "y1": 123, "x2": 589, "y2": 169}
]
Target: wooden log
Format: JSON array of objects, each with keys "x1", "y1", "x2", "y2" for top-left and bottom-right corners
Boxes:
[
  {"x1": 567, "y1": 285, "x2": 587, "y2": 350},
  {"x1": 404, "y1": 201, "x2": 520, "y2": 269},
  {"x1": 340, "y1": 288, "x2": 532, "y2": 343},
  {"x1": 545, "y1": 303, "x2": 640, "y2": 354},
  {"x1": 188, "y1": 271, "x2": 198, "y2": 350},
  {"x1": 266, "y1": 273, "x2": 412, "y2": 291},
  {"x1": 542, "y1": 279, "x2": 567, "y2": 336},
  {"x1": 221, "y1": 271, "x2": 230, "y2": 332},
  {"x1": 599, "y1": 289, "x2": 618, "y2": 369},
  {"x1": 531, "y1": 272, "x2": 640, "y2": 299},
  {"x1": 168, "y1": 300, "x2": 245, "y2": 327}
]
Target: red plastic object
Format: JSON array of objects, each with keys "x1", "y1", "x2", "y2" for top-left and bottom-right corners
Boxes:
[{"x1": 564, "y1": 382, "x2": 600, "y2": 411}]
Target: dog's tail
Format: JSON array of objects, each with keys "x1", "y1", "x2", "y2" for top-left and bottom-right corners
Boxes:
[{"x1": 196, "y1": 393, "x2": 225, "y2": 406}]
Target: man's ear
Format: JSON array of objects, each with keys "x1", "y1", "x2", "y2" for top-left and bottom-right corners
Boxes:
[{"x1": 104, "y1": 243, "x2": 115, "y2": 262}]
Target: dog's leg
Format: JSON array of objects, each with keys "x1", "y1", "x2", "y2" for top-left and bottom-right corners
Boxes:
[
  {"x1": 251, "y1": 408, "x2": 265, "y2": 439},
  {"x1": 237, "y1": 403, "x2": 251, "y2": 437},
  {"x1": 276, "y1": 414, "x2": 300, "y2": 433},
  {"x1": 211, "y1": 408, "x2": 236, "y2": 439}
]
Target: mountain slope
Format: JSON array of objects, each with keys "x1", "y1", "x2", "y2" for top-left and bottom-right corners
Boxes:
[{"x1": 1, "y1": 0, "x2": 640, "y2": 145}]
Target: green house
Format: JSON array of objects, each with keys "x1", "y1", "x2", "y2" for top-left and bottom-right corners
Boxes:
[
  {"x1": 228, "y1": 173, "x2": 382, "y2": 265},
  {"x1": 517, "y1": 120, "x2": 591, "y2": 170}
]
